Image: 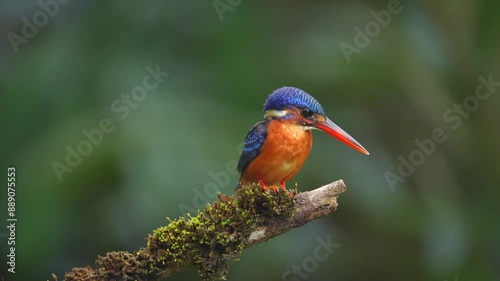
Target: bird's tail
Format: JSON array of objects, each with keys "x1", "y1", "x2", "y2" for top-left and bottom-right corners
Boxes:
[{"x1": 234, "y1": 179, "x2": 242, "y2": 191}]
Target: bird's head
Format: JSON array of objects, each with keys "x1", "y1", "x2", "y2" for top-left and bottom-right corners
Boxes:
[{"x1": 263, "y1": 86, "x2": 369, "y2": 155}]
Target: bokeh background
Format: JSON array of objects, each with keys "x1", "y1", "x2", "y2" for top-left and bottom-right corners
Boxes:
[{"x1": 1, "y1": 0, "x2": 499, "y2": 280}]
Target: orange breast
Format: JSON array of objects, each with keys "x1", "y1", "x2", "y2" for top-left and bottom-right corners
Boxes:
[{"x1": 241, "y1": 120, "x2": 312, "y2": 186}]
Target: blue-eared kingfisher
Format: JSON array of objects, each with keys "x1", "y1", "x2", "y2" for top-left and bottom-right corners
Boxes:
[{"x1": 236, "y1": 86, "x2": 369, "y2": 191}]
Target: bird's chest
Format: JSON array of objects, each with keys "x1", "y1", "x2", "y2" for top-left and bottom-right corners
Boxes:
[{"x1": 265, "y1": 121, "x2": 313, "y2": 165}]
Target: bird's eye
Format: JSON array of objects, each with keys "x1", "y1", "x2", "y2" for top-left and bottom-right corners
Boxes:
[{"x1": 301, "y1": 109, "x2": 313, "y2": 118}]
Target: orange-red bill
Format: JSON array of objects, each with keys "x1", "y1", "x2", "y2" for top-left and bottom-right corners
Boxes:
[{"x1": 315, "y1": 118, "x2": 370, "y2": 155}]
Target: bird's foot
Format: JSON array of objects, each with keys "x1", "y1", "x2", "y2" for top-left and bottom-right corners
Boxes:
[
  {"x1": 280, "y1": 182, "x2": 294, "y2": 197},
  {"x1": 258, "y1": 180, "x2": 271, "y2": 191},
  {"x1": 258, "y1": 180, "x2": 279, "y2": 192},
  {"x1": 258, "y1": 181, "x2": 293, "y2": 196}
]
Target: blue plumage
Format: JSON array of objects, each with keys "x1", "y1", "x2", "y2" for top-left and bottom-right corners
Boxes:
[
  {"x1": 237, "y1": 120, "x2": 268, "y2": 173},
  {"x1": 264, "y1": 86, "x2": 325, "y2": 115}
]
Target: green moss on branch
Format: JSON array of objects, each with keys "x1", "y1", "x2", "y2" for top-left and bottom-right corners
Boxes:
[
  {"x1": 53, "y1": 180, "x2": 347, "y2": 281},
  {"x1": 56, "y1": 183, "x2": 297, "y2": 281}
]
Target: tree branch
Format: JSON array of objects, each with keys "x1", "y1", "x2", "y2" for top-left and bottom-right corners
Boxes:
[
  {"x1": 245, "y1": 179, "x2": 346, "y2": 246},
  {"x1": 52, "y1": 180, "x2": 346, "y2": 281}
]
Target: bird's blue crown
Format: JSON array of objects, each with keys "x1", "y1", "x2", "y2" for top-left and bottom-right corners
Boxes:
[{"x1": 263, "y1": 87, "x2": 325, "y2": 115}]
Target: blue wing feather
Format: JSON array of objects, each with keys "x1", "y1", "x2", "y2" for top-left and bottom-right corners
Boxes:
[{"x1": 237, "y1": 120, "x2": 269, "y2": 173}]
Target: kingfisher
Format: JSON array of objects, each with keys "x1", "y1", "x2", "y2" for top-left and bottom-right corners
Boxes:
[{"x1": 236, "y1": 86, "x2": 369, "y2": 192}]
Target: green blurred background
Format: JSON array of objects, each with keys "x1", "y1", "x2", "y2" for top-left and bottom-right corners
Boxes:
[{"x1": 1, "y1": 0, "x2": 499, "y2": 280}]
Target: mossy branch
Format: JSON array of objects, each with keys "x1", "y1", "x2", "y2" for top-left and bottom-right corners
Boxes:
[{"x1": 51, "y1": 180, "x2": 346, "y2": 281}]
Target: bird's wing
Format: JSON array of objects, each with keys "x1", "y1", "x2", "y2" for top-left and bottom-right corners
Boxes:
[{"x1": 237, "y1": 120, "x2": 269, "y2": 173}]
